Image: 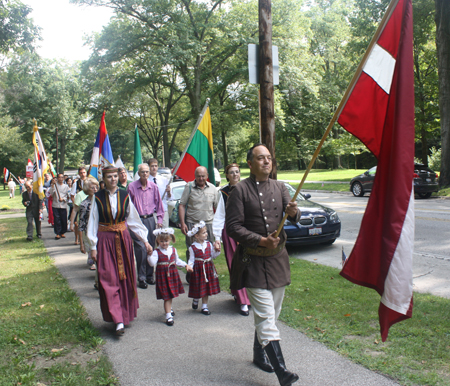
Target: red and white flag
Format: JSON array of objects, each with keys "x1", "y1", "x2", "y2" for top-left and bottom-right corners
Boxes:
[{"x1": 337, "y1": 0, "x2": 414, "y2": 341}]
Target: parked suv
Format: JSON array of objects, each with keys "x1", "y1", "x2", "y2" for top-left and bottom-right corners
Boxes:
[{"x1": 350, "y1": 163, "x2": 439, "y2": 198}]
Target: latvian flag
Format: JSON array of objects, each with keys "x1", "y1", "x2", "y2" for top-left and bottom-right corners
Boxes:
[
  {"x1": 338, "y1": 0, "x2": 414, "y2": 341},
  {"x1": 3, "y1": 167, "x2": 10, "y2": 183}
]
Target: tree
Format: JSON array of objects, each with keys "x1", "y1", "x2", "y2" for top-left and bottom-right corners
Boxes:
[
  {"x1": 3, "y1": 53, "x2": 92, "y2": 173},
  {"x1": 0, "y1": 0, "x2": 40, "y2": 66},
  {"x1": 435, "y1": 0, "x2": 450, "y2": 187}
]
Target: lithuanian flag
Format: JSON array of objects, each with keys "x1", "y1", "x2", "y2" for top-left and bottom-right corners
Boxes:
[{"x1": 176, "y1": 107, "x2": 215, "y2": 185}]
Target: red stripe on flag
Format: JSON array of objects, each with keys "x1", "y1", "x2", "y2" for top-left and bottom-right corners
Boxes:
[
  {"x1": 175, "y1": 153, "x2": 201, "y2": 183},
  {"x1": 377, "y1": 0, "x2": 405, "y2": 58},
  {"x1": 379, "y1": 297, "x2": 413, "y2": 342},
  {"x1": 338, "y1": 73, "x2": 389, "y2": 158}
]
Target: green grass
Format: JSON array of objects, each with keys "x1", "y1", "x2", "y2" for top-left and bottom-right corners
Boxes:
[
  {"x1": 0, "y1": 217, "x2": 118, "y2": 386},
  {"x1": 199, "y1": 230, "x2": 450, "y2": 386},
  {"x1": 0, "y1": 187, "x2": 27, "y2": 213}
]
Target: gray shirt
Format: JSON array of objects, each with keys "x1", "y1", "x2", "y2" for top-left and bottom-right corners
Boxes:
[{"x1": 179, "y1": 181, "x2": 220, "y2": 224}]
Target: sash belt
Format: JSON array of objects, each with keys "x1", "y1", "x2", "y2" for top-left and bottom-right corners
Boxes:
[
  {"x1": 244, "y1": 241, "x2": 286, "y2": 257},
  {"x1": 157, "y1": 260, "x2": 176, "y2": 277},
  {"x1": 98, "y1": 222, "x2": 136, "y2": 298},
  {"x1": 194, "y1": 257, "x2": 217, "y2": 283}
]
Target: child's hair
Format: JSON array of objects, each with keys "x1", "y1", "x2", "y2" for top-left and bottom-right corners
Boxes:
[
  {"x1": 187, "y1": 221, "x2": 206, "y2": 238},
  {"x1": 153, "y1": 228, "x2": 176, "y2": 245}
]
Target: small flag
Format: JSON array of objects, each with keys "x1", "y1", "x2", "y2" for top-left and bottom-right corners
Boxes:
[
  {"x1": 341, "y1": 247, "x2": 347, "y2": 267},
  {"x1": 32, "y1": 120, "x2": 50, "y2": 199},
  {"x1": 175, "y1": 107, "x2": 215, "y2": 185},
  {"x1": 115, "y1": 155, "x2": 125, "y2": 170},
  {"x1": 338, "y1": 0, "x2": 414, "y2": 342},
  {"x1": 133, "y1": 124, "x2": 142, "y2": 181},
  {"x1": 3, "y1": 167, "x2": 10, "y2": 183},
  {"x1": 48, "y1": 160, "x2": 57, "y2": 178},
  {"x1": 88, "y1": 111, "x2": 115, "y2": 180}
]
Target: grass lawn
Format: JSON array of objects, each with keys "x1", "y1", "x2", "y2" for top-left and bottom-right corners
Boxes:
[
  {"x1": 0, "y1": 216, "x2": 118, "y2": 386},
  {"x1": 0, "y1": 186, "x2": 27, "y2": 214},
  {"x1": 189, "y1": 224, "x2": 450, "y2": 386}
]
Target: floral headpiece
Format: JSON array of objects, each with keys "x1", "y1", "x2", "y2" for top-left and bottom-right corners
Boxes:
[
  {"x1": 187, "y1": 221, "x2": 206, "y2": 237},
  {"x1": 153, "y1": 227, "x2": 175, "y2": 237}
]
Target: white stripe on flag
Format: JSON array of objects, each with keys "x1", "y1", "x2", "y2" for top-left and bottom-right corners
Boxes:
[
  {"x1": 363, "y1": 44, "x2": 396, "y2": 94},
  {"x1": 381, "y1": 187, "x2": 414, "y2": 315}
]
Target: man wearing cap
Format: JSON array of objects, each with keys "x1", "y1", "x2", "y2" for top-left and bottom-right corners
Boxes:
[
  {"x1": 226, "y1": 144, "x2": 301, "y2": 386},
  {"x1": 127, "y1": 163, "x2": 164, "y2": 288}
]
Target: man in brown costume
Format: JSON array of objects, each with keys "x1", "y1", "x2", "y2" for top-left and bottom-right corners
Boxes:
[{"x1": 226, "y1": 144, "x2": 301, "y2": 386}]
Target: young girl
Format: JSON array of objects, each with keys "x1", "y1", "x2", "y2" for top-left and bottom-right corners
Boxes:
[
  {"x1": 147, "y1": 228, "x2": 193, "y2": 326},
  {"x1": 187, "y1": 221, "x2": 221, "y2": 315}
]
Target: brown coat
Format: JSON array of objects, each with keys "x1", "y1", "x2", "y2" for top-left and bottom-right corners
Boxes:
[{"x1": 226, "y1": 175, "x2": 300, "y2": 290}]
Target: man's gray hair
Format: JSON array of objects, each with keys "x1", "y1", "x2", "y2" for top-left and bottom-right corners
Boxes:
[
  {"x1": 138, "y1": 163, "x2": 150, "y2": 172},
  {"x1": 195, "y1": 166, "x2": 208, "y2": 176}
]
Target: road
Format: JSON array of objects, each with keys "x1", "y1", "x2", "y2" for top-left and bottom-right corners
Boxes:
[{"x1": 287, "y1": 191, "x2": 450, "y2": 299}]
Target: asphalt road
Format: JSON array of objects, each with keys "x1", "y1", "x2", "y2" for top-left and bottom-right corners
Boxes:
[{"x1": 289, "y1": 190, "x2": 450, "y2": 299}]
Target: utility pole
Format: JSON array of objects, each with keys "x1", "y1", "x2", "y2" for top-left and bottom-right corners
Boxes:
[
  {"x1": 259, "y1": 0, "x2": 276, "y2": 179},
  {"x1": 55, "y1": 127, "x2": 59, "y2": 173}
]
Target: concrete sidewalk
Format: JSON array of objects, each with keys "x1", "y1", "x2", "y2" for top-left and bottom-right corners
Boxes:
[{"x1": 35, "y1": 218, "x2": 400, "y2": 386}]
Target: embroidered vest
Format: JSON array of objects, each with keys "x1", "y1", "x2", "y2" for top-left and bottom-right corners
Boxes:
[
  {"x1": 75, "y1": 179, "x2": 83, "y2": 194},
  {"x1": 95, "y1": 189, "x2": 129, "y2": 225},
  {"x1": 220, "y1": 185, "x2": 231, "y2": 206},
  {"x1": 191, "y1": 243, "x2": 212, "y2": 261},
  {"x1": 156, "y1": 248, "x2": 176, "y2": 263}
]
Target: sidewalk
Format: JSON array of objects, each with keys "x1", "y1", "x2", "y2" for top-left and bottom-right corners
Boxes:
[{"x1": 37, "y1": 219, "x2": 399, "y2": 386}]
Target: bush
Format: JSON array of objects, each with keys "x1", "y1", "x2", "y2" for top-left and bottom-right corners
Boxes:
[{"x1": 428, "y1": 147, "x2": 441, "y2": 171}]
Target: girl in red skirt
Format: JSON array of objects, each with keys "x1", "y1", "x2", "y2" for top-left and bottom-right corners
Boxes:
[
  {"x1": 147, "y1": 228, "x2": 193, "y2": 326},
  {"x1": 187, "y1": 221, "x2": 221, "y2": 315}
]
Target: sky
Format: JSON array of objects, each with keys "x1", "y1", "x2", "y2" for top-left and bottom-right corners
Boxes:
[{"x1": 23, "y1": 0, "x2": 115, "y2": 62}]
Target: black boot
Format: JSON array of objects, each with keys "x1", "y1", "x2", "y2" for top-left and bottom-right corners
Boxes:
[
  {"x1": 264, "y1": 340, "x2": 299, "y2": 386},
  {"x1": 253, "y1": 331, "x2": 274, "y2": 372}
]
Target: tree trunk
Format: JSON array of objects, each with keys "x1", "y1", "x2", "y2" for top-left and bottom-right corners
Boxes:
[
  {"x1": 435, "y1": 0, "x2": 450, "y2": 187},
  {"x1": 221, "y1": 129, "x2": 228, "y2": 167},
  {"x1": 59, "y1": 138, "x2": 66, "y2": 174},
  {"x1": 259, "y1": 0, "x2": 276, "y2": 179}
]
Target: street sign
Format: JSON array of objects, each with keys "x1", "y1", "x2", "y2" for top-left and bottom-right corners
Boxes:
[{"x1": 248, "y1": 44, "x2": 279, "y2": 85}]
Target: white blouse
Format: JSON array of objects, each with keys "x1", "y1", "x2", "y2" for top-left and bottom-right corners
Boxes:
[
  {"x1": 147, "y1": 246, "x2": 186, "y2": 267},
  {"x1": 188, "y1": 241, "x2": 220, "y2": 266},
  {"x1": 212, "y1": 192, "x2": 226, "y2": 242},
  {"x1": 87, "y1": 188, "x2": 148, "y2": 251}
]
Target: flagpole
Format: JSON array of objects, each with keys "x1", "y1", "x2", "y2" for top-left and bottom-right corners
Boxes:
[
  {"x1": 8, "y1": 172, "x2": 21, "y2": 185},
  {"x1": 274, "y1": 0, "x2": 400, "y2": 237},
  {"x1": 162, "y1": 98, "x2": 211, "y2": 199}
]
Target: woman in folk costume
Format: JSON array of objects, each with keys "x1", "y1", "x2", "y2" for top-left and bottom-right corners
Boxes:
[
  {"x1": 147, "y1": 228, "x2": 193, "y2": 326},
  {"x1": 187, "y1": 221, "x2": 221, "y2": 315},
  {"x1": 87, "y1": 166, "x2": 152, "y2": 335},
  {"x1": 213, "y1": 163, "x2": 251, "y2": 317}
]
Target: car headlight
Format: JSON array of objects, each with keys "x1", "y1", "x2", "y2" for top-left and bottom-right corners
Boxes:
[{"x1": 329, "y1": 211, "x2": 339, "y2": 222}]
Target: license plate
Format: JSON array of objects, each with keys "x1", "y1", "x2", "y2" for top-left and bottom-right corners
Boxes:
[
  {"x1": 426, "y1": 178, "x2": 431, "y2": 182},
  {"x1": 309, "y1": 228, "x2": 322, "y2": 236}
]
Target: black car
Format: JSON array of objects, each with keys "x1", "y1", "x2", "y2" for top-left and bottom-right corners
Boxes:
[
  {"x1": 349, "y1": 163, "x2": 439, "y2": 198},
  {"x1": 283, "y1": 183, "x2": 341, "y2": 246}
]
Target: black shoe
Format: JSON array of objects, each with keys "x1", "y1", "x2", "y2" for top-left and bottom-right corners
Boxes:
[
  {"x1": 166, "y1": 317, "x2": 174, "y2": 326},
  {"x1": 192, "y1": 300, "x2": 199, "y2": 310},
  {"x1": 94, "y1": 283, "x2": 99, "y2": 291},
  {"x1": 26, "y1": 237, "x2": 33, "y2": 241},
  {"x1": 201, "y1": 308, "x2": 211, "y2": 315},
  {"x1": 171, "y1": 309, "x2": 175, "y2": 316},
  {"x1": 264, "y1": 341, "x2": 299, "y2": 386},
  {"x1": 138, "y1": 280, "x2": 148, "y2": 289},
  {"x1": 146, "y1": 277, "x2": 155, "y2": 285},
  {"x1": 240, "y1": 309, "x2": 249, "y2": 316},
  {"x1": 37, "y1": 235, "x2": 42, "y2": 239},
  {"x1": 253, "y1": 331, "x2": 274, "y2": 373}
]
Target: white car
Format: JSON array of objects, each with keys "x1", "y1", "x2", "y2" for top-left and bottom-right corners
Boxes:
[{"x1": 167, "y1": 181, "x2": 188, "y2": 227}]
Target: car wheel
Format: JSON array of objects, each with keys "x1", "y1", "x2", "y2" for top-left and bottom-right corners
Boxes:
[
  {"x1": 351, "y1": 182, "x2": 364, "y2": 197},
  {"x1": 322, "y1": 239, "x2": 336, "y2": 246},
  {"x1": 418, "y1": 192, "x2": 432, "y2": 199}
]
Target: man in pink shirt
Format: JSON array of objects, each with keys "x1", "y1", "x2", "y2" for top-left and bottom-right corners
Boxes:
[{"x1": 127, "y1": 163, "x2": 164, "y2": 288}]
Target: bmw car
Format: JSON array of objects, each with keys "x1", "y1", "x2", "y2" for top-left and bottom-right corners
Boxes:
[{"x1": 283, "y1": 183, "x2": 341, "y2": 246}]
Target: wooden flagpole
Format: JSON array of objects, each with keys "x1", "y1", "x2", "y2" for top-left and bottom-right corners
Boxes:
[
  {"x1": 275, "y1": 0, "x2": 400, "y2": 237},
  {"x1": 162, "y1": 98, "x2": 211, "y2": 200}
]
